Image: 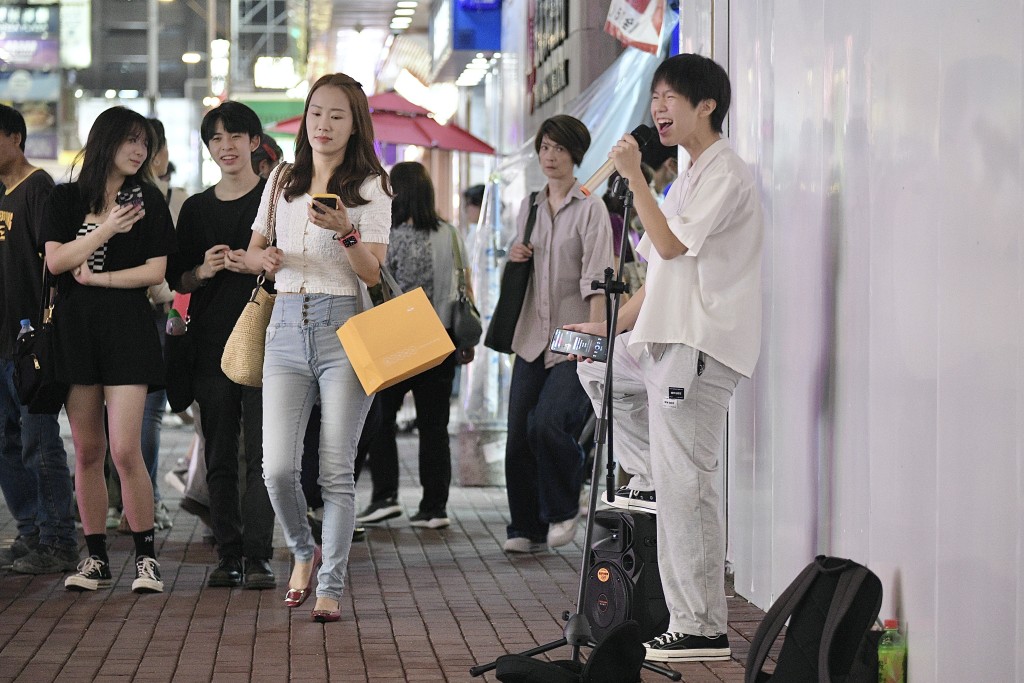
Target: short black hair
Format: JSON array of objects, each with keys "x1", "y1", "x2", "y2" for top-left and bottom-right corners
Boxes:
[
  {"x1": 0, "y1": 104, "x2": 27, "y2": 151},
  {"x1": 534, "y1": 114, "x2": 590, "y2": 166},
  {"x1": 252, "y1": 133, "x2": 283, "y2": 165},
  {"x1": 652, "y1": 54, "x2": 731, "y2": 134},
  {"x1": 200, "y1": 100, "x2": 263, "y2": 147},
  {"x1": 462, "y1": 184, "x2": 484, "y2": 207}
]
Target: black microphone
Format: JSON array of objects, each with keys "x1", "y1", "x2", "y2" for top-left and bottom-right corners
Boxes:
[{"x1": 580, "y1": 124, "x2": 655, "y2": 196}]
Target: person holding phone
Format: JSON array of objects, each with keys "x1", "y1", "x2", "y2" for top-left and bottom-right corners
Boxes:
[
  {"x1": 244, "y1": 72, "x2": 391, "y2": 623},
  {"x1": 501, "y1": 115, "x2": 613, "y2": 554},
  {"x1": 167, "y1": 101, "x2": 277, "y2": 591},
  {"x1": 41, "y1": 106, "x2": 176, "y2": 593},
  {"x1": 571, "y1": 55, "x2": 764, "y2": 662}
]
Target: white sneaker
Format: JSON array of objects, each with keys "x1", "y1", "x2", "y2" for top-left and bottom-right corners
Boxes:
[
  {"x1": 546, "y1": 518, "x2": 578, "y2": 548},
  {"x1": 503, "y1": 537, "x2": 547, "y2": 554}
]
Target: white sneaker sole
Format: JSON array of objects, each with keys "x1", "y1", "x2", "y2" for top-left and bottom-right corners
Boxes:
[
  {"x1": 644, "y1": 647, "x2": 731, "y2": 662},
  {"x1": 410, "y1": 518, "x2": 450, "y2": 529},
  {"x1": 65, "y1": 576, "x2": 112, "y2": 591},
  {"x1": 357, "y1": 506, "x2": 402, "y2": 523},
  {"x1": 132, "y1": 578, "x2": 165, "y2": 594}
]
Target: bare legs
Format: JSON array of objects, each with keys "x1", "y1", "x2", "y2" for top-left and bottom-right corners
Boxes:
[{"x1": 66, "y1": 384, "x2": 153, "y2": 535}]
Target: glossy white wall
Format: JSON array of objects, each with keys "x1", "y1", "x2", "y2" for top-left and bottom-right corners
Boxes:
[{"x1": 691, "y1": 2, "x2": 1024, "y2": 680}]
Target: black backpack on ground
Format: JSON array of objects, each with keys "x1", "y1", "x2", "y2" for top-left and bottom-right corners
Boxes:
[
  {"x1": 494, "y1": 620, "x2": 646, "y2": 683},
  {"x1": 745, "y1": 555, "x2": 883, "y2": 683}
]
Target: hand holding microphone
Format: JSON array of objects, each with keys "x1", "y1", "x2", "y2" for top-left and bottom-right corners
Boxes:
[{"x1": 580, "y1": 124, "x2": 655, "y2": 196}]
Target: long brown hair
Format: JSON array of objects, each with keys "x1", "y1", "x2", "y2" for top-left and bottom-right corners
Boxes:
[{"x1": 284, "y1": 73, "x2": 391, "y2": 205}]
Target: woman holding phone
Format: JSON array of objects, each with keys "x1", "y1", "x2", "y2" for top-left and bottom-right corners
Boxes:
[
  {"x1": 245, "y1": 72, "x2": 391, "y2": 623},
  {"x1": 42, "y1": 106, "x2": 176, "y2": 593}
]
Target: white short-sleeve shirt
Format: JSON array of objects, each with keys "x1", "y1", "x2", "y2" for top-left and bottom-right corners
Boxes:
[
  {"x1": 631, "y1": 139, "x2": 763, "y2": 377},
  {"x1": 252, "y1": 168, "x2": 391, "y2": 296}
]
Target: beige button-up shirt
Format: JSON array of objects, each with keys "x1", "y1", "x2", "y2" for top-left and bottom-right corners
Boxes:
[{"x1": 511, "y1": 182, "x2": 613, "y2": 367}]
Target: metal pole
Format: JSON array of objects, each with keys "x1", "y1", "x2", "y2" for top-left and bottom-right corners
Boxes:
[
  {"x1": 147, "y1": 0, "x2": 159, "y2": 114},
  {"x1": 208, "y1": 0, "x2": 216, "y2": 94}
]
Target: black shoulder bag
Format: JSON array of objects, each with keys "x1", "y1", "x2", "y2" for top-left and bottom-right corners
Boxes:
[
  {"x1": 483, "y1": 192, "x2": 539, "y2": 354},
  {"x1": 14, "y1": 264, "x2": 68, "y2": 414}
]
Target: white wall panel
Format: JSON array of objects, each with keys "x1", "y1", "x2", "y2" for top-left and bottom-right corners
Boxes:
[{"x1": 708, "y1": 1, "x2": 1024, "y2": 679}]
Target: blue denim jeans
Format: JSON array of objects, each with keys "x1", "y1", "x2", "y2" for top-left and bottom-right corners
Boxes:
[
  {"x1": 0, "y1": 358, "x2": 76, "y2": 549},
  {"x1": 504, "y1": 356, "x2": 591, "y2": 542},
  {"x1": 262, "y1": 294, "x2": 371, "y2": 601}
]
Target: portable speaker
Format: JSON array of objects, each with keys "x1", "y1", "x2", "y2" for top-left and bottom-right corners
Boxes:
[{"x1": 584, "y1": 509, "x2": 669, "y2": 642}]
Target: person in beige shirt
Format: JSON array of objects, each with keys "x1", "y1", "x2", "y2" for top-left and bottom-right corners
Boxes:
[{"x1": 502, "y1": 115, "x2": 613, "y2": 554}]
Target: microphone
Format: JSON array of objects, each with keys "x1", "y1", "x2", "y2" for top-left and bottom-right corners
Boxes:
[{"x1": 579, "y1": 124, "x2": 655, "y2": 196}]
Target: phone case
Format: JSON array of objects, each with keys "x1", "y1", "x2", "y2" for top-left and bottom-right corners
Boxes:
[
  {"x1": 311, "y1": 193, "x2": 340, "y2": 212},
  {"x1": 115, "y1": 185, "x2": 144, "y2": 209}
]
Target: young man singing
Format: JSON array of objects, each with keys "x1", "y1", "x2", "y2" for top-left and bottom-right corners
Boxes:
[{"x1": 571, "y1": 54, "x2": 764, "y2": 663}]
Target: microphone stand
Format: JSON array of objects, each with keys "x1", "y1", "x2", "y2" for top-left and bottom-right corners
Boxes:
[{"x1": 469, "y1": 177, "x2": 681, "y2": 681}]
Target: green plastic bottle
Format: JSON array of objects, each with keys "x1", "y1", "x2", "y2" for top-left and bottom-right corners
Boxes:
[{"x1": 878, "y1": 619, "x2": 907, "y2": 683}]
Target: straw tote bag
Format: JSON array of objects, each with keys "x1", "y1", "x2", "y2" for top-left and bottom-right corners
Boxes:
[{"x1": 221, "y1": 163, "x2": 290, "y2": 387}]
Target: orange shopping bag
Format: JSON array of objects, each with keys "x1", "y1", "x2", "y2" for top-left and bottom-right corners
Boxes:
[{"x1": 337, "y1": 287, "x2": 455, "y2": 395}]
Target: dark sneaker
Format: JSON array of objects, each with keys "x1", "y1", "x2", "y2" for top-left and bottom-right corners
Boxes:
[
  {"x1": 409, "y1": 511, "x2": 450, "y2": 529},
  {"x1": 0, "y1": 534, "x2": 39, "y2": 568},
  {"x1": 643, "y1": 632, "x2": 731, "y2": 662},
  {"x1": 606, "y1": 486, "x2": 657, "y2": 513},
  {"x1": 12, "y1": 544, "x2": 80, "y2": 575},
  {"x1": 243, "y1": 558, "x2": 276, "y2": 590},
  {"x1": 65, "y1": 556, "x2": 113, "y2": 591},
  {"x1": 208, "y1": 557, "x2": 243, "y2": 587},
  {"x1": 356, "y1": 498, "x2": 402, "y2": 523},
  {"x1": 132, "y1": 556, "x2": 164, "y2": 593}
]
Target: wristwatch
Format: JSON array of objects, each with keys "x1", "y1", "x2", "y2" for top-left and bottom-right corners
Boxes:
[{"x1": 340, "y1": 228, "x2": 360, "y2": 248}]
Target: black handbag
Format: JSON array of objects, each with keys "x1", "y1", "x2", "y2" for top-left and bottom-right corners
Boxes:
[
  {"x1": 164, "y1": 311, "x2": 196, "y2": 413},
  {"x1": 484, "y1": 192, "x2": 539, "y2": 354},
  {"x1": 13, "y1": 265, "x2": 68, "y2": 415},
  {"x1": 448, "y1": 224, "x2": 482, "y2": 351}
]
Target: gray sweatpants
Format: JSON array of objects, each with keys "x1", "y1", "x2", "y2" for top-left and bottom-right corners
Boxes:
[{"x1": 577, "y1": 331, "x2": 741, "y2": 636}]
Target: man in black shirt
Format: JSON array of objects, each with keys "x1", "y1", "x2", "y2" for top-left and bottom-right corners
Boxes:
[
  {"x1": 0, "y1": 105, "x2": 78, "y2": 574},
  {"x1": 166, "y1": 101, "x2": 276, "y2": 589}
]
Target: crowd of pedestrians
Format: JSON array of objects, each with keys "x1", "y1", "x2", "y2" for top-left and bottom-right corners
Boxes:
[{"x1": 1, "y1": 53, "x2": 759, "y2": 664}]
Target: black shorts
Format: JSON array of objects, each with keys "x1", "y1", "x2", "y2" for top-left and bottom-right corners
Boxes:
[{"x1": 53, "y1": 287, "x2": 164, "y2": 389}]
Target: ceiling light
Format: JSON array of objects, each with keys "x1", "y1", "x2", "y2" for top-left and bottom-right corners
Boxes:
[
  {"x1": 104, "y1": 89, "x2": 117, "y2": 98},
  {"x1": 394, "y1": 8, "x2": 414, "y2": 16},
  {"x1": 391, "y1": 17, "x2": 412, "y2": 26},
  {"x1": 182, "y1": 52, "x2": 202, "y2": 64},
  {"x1": 397, "y1": 1, "x2": 418, "y2": 7}
]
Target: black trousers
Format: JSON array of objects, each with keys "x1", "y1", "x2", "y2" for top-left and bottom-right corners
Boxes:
[
  {"x1": 194, "y1": 372, "x2": 275, "y2": 560},
  {"x1": 368, "y1": 352, "x2": 457, "y2": 517}
]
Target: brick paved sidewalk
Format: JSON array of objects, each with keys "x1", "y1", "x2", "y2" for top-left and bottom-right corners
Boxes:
[{"x1": 0, "y1": 417, "x2": 768, "y2": 682}]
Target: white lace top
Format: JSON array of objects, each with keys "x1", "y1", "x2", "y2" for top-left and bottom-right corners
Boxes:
[{"x1": 251, "y1": 167, "x2": 391, "y2": 296}]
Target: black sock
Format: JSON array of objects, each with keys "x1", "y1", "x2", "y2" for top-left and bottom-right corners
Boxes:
[
  {"x1": 85, "y1": 534, "x2": 108, "y2": 564},
  {"x1": 132, "y1": 528, "x2": 156, "y2": 560}
]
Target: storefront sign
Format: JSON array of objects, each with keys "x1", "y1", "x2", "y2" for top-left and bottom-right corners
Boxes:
[
  {"x1": 0, "y1": 3, "x2": 59, "y2": 69},
  {"x1": 528, "y1": 0, "x2": 569, "y2": 112},
  {"x1": 0, "y1": 70, "x2": 59, "y2": 159}
]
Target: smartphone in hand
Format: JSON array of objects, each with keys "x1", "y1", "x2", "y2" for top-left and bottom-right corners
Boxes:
[
  {"x1": 549, "y1": 328, "x2": 609, "y2": 363},
  {"x1": 311, "y1": 193, "x2": 340, "y2": 213}
]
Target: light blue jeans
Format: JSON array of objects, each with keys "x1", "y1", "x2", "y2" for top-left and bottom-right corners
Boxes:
[{"x1": 262, "y1": 293, "x2": 371, "y2": 601}]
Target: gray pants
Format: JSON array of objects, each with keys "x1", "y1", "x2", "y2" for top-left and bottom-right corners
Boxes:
[{"x1": 577, "y1": 332, "x2": 741, "y2": 636}]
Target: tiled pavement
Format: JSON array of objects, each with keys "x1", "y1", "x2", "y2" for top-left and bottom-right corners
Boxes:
[{"x1": 0, "y1": 416, "x2": 770, "y2": 682}]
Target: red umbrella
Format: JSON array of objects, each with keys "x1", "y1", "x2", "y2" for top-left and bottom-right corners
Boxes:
[{"x1": 271, "y1": 91, "x2": 494, "y2": 154}]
